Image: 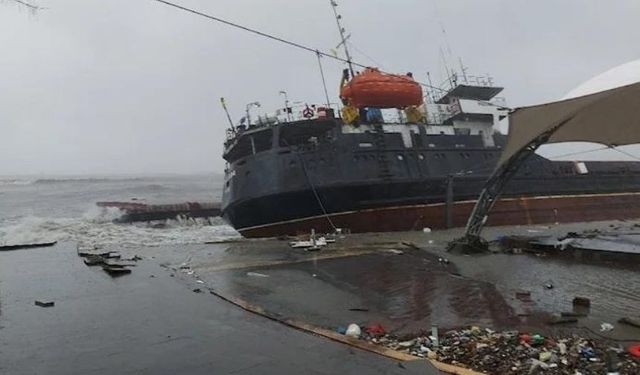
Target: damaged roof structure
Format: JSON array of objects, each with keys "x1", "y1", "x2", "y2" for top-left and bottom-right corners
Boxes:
[{"x1": 459, "y1": 80, "x2": 640, "y2": 247}]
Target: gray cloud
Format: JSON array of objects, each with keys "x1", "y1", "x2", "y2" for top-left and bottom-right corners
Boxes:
[{"x1": 2, "y1": 0, "x2": 639, "y2": 175}]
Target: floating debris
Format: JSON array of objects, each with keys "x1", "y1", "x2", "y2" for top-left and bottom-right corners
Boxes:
[
  {"x1": 1, "y1": 241, "x2": 57, "y2": 251},
  {"x1": 101, "y1": 264, "x2": 132, "y2": 277},
  {"x1": 34, "y1": 300, "x2": 55, "y2": 308},
  {"x1": 246, "y1": 272, "x2": 269, "y2": 278}
]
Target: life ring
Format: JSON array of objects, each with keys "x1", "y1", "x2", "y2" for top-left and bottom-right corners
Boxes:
[
  {"x1": 302, "y1": 107, "x2": 314, "y2": 119},
  {"x1": 629, "y1": 344, "x2": 640, "y2": 358}
]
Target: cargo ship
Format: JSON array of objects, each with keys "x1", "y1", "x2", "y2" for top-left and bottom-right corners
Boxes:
[
  {"x1": 220, "y1": 68, "x2": 640, "y2": 238},
  {"x1": 219, "y1": 4, "x2": 640, "y2": 238}
]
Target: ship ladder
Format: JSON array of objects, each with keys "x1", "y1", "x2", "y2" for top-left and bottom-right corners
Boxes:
[{"x1": 372, "y1": 124, "x2": 393, "y2": 182}]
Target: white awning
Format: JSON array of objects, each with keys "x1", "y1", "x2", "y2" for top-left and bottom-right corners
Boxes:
[{"x1": 498, "y1": 81, "x2": 640, "y2": 167}]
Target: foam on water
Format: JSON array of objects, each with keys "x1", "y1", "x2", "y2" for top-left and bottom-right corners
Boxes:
[{"x1": 0, "y1": 207, "x2": 240, "y2": 248}]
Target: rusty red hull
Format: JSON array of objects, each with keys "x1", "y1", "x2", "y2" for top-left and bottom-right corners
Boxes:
[{"x1": 238, "y1": 192, "x2": 640, "y2": 238}]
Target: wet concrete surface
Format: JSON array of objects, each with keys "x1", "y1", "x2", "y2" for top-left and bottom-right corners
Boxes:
[
  {"x1": 135, "y1": 220, "x2": 640, "y2": 343},
  {"x1": 0, "y1": 242, "x2": 439, "y2": 375}
]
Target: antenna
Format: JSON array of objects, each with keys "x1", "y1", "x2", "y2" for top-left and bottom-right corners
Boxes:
[
  {"x1": 458, "y1": 57, "x2": 468, "y2": 84},
  {"x1": 219, "y1": 97, "x2": 236, "y2": 132},
  {"x1": 329, "y1": 0, "x2": 355, "y2": 77}
]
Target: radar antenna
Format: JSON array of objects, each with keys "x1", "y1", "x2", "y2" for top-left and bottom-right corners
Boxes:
[{"x1": 329, "y1": 1, "x2": 355, "y2": 77}]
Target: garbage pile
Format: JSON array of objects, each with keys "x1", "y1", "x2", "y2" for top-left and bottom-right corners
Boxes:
[{"x1": 348, "y1": 324, "x2": 640, "y2": 374}]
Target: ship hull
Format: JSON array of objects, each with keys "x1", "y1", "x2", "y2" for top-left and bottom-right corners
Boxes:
[{"x1": 235, "y1": 192, "x2": 640, "y2": 238}]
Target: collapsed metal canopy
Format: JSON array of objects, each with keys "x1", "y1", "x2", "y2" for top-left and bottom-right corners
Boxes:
[
  {"x1": 497, "y1": 81, "x2": 640, "y2": 168},
  {"x1": 461, "y1": 81, "x2": 640, "y2": 243}
]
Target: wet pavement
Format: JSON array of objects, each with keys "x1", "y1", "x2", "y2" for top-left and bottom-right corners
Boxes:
[
  {"x1": 2, "y1": 220, "x2": 639, "y2": 374},
  {"x1": 137, "y1": 220, "x2": 640, "y2": 343},
  {"x1": 0, "y1": 242, "x2": 438, "y2": 375},
  {"x1": 141, "y1": 223, "x2": 640, "y2": 339}
]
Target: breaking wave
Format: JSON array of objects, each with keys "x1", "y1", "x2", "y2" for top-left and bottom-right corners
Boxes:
[
  {"x1": 0, "y1": 177, "x2": 153, "y2": 186},
  {"x1": 33, "y1": 177, "x2": 146, "y2": 185},
  {"x1": 0, "y1": 178, "x2": 35, "y2": 186},
  {"x1": 0, "y1": 207, "x2": 240, "y2": 248}
]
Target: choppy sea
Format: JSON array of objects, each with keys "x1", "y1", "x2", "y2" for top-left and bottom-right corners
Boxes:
[{"x1": 0, "y1": 174, "x2": 239, "y2": 248}]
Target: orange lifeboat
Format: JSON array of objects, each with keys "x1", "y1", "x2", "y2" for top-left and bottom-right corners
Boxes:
[{"x1": 340, "y1": 68, "x2": 423, "y2": 109}]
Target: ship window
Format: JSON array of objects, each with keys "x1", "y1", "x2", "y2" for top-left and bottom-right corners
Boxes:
[
  {"x1": 359, "y1": 142, "x2": 373, "y2": 148},
  {"x1": 397, "y1": 154, "x2": 404, "y2": 161},
  {"x1": 253, "y1": 129, "x2": 273, "y2": 153},
  {"x1": 418, "y1": 154, "x2": 424, "y2": 160}
]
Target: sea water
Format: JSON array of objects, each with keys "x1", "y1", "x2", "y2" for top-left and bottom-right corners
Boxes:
[{"x1": 0, "y1": 174, "x2": 239, "y2": 248}]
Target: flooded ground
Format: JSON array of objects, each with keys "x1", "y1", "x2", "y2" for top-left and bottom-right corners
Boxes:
[
  {"x1": 0, "y1": 242, "x2": 437, "y2": 375},
  {"x1": 2, "y1": 219, "x2": 638, "y2": 374},
  {"x1": 108, "y1": 219, "x2": 640, "y2": 343}
]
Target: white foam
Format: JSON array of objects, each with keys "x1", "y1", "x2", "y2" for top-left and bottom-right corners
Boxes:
[{"x1": 0, "y1": 209, "x2": 240, "y2": 248}]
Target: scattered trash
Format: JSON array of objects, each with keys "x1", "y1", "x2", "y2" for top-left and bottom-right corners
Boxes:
[
  {"x1": 34, "y1": 300, "x2": 55, "y2": 308},
  {"x1": 345, "y1": 323, "x2": 361, "y2": 338},
  {"x1": 573, "y1": 296, "x2": 591, "y2": 308},
  {"x1": 196, "y1": 280, "x2": 205, "y2": 284},
  {"x1": 364, "y1": 323, "x2": 385, "y2": 338},
  {"x1": 386, "y1": 249, "x2": 404, "y2": 255},
  {"x1": 336, "y1": 326, "x2": 347, "y2": 335},
  {"x1": 600, "y1": 322, "x2": 615, "y2": 332},
  {"x1": 246, "y1": 272, "x2": 269, "y2": 278},
  {"x1": 515, "y1": 290, "x2": 532, "y2": 301},
  {"x1": 431, "y1": 325, "x2": 439, "y2": 348},
  {"x1": 561, "y1": 311, "x2": 587, "y2": 318},
  {"x1": 422, "y1": 227, "x2": 432, "y2": 233},
  {"x1": 348, "y1": 307, "x2": 369, "y2": 312},
  {"x1": 289, "y1": 229, "x2": 330, "y2": 250},
  {"x1": 192, "y1": 288, "x2": 202, "y2": 293},
  {"x1": 400, "y1": 241, "x2": 420, "y2": 250},
  {"x1": 544, "y1": 282, "x2": 554, "y2": 289},
  {"x1": 618, "y1": 317, "x2": 640, "y2": 328},
  {"x1": 628, "y1": 344, "x2": 640, "y2": 358},
  {"x1": 547, "y1": 315, "x2": 578, "y2": 325},
  {"x1": 366, "y1": 325, "x2": 639, "y2": 374}
]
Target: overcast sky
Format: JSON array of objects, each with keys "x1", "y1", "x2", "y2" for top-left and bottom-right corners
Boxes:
[{"x1": 2, "y1": 0, "x2": 639, "y2": 175}]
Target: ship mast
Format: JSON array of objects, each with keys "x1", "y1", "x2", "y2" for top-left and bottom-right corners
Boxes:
[{"x1": 330, "y1": 0, "x2": 355, "y2": 78}]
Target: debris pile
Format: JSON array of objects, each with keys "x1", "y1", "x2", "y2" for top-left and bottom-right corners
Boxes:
[
  {"x1": 343, "y1": 324, "x2": 640, "y2": 374},
  {"x1": 289, "y1": 229, "x2": 337, "y2": 251},
  {"x1": 77, "y1": 244, "x2": 140, "y2": 277}
]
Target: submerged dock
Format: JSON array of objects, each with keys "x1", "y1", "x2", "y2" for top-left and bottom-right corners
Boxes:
[{"x1": 97, "y1": 201, "x2": 221, "y2": 223}]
